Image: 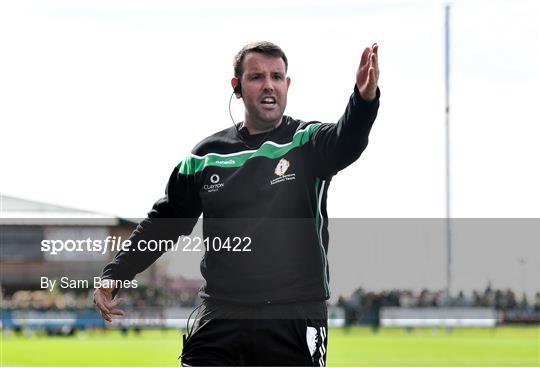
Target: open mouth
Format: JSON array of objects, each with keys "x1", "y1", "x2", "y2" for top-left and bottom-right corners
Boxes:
[{"x1": 260, "y1": 96, "x2": 276, "y2": 106}]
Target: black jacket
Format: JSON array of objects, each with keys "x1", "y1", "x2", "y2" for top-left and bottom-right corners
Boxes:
[{"x1": 102, "y1": 86, "x2": 380, "y2": 304}]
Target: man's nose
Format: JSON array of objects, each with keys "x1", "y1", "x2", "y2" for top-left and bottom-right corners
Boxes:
[{"x1": 263, "y1": 77, "x2": 274, "y2": 92}]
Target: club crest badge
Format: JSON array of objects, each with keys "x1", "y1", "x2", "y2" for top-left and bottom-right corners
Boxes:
[{"x1": 274, "y1": 158, "x2": 290, "y2": 177}]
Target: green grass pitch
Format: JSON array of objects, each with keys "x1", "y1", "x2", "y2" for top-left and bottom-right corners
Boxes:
[{"x1": 1, "y1": 326, "x2": 538, "y2": 366}]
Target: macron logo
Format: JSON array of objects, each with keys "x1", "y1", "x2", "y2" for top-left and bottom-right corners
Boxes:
[{"x1": 215, "y1": 159, "x2": 235, "y2": 165}]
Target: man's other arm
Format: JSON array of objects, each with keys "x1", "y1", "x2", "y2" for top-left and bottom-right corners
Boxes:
[{"x1": 94, "y1": 165, "x2": 201, "y2": 321}]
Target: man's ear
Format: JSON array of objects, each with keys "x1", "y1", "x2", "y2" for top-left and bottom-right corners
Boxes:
[
  {"x1": 231, "y1": 77, "x2": 242, "y2": 98},
  {"x1": 286, "y1": 76, "x2": 291, "y2": 89}
]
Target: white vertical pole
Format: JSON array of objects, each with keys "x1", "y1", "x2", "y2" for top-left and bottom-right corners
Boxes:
[{"x1": 445, "y1": 4, "x2": 452, "y2": 297}]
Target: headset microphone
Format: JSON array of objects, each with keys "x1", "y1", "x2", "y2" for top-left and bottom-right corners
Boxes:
[
  {"x1": 233, "y1": 78, "x2": 242, "y2": 96},
  {"x1": 229, "y1": 78, "x2": 242, "y2": 135},
  {"x1": 228, "y1": 78, "x2": 272, "y2": 150}
]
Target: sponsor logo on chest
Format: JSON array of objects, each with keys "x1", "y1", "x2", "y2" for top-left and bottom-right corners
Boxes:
[{"x1": 203, "y1": 173, "x2": 224, "y2": 193}]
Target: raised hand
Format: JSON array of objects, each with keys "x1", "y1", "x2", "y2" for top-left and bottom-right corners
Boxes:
[{"x1": 356, "y1": 43, "x2": 379, "y2": 102}]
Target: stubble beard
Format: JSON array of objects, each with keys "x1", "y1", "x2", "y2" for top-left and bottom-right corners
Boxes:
[{"x1": 245, "y1": 100, "x2": 287, "y2": 133}]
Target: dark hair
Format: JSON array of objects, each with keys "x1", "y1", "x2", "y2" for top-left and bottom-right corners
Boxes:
[{"x1": 233, "y1": 41, "x2": 288, "y2": 79}]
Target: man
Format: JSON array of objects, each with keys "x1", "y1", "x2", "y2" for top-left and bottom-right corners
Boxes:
[{"x1": 94, "y1": 41, "x2": 380, "y2": 366}]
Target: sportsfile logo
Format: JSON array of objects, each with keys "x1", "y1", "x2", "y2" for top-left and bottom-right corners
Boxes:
[
  {"x1": 271, "y1": 158, "x2": 296, "y2": 185},
  {"x1": 204, "y1": 173, "x2": 224, "y2": 193}
]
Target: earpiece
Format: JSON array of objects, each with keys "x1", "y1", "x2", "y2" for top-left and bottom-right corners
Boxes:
[{"x1": 233, "y1": 78, "x2": 242, "y2": 96}]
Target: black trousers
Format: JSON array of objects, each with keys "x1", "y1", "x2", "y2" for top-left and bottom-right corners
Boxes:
[{"x1": 180, "y1": 299, "x2": 328, "y2": 366}]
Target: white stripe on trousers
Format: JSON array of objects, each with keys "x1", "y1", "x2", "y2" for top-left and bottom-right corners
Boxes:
[{"x1": 318, "y1": 327, "x2": 326, "y2": 366}]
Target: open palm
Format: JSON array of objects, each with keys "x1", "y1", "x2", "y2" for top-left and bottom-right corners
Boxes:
[{"x1": 356, "y1": 43, "x2": 379, "y2": 101}]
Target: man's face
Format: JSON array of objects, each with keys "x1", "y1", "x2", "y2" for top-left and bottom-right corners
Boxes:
[{"x1": 239, "y1": 52, "x2": 291, "y2": 132}]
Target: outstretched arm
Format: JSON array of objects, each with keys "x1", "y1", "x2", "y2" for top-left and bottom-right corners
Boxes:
[{"x1": 310, "y1": 43, "x2": 381, "y2": 177}]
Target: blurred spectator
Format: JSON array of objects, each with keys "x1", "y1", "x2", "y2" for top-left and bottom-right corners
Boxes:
[
  {"x1": 2, "y1": 281, "x2": 538, "y2": 323},
  {"x1": 1, "y1": 276, "x2": 203, "y2": 311}
]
